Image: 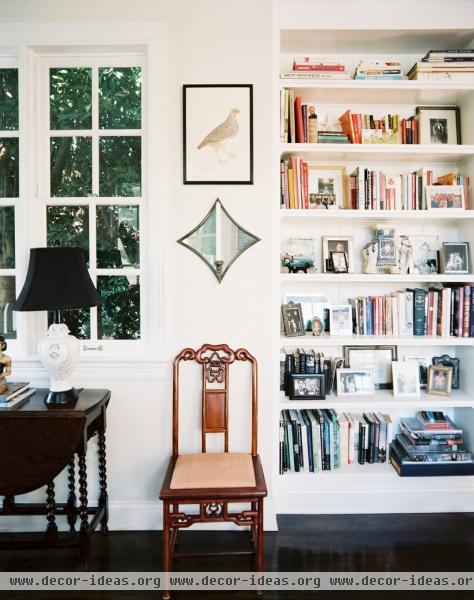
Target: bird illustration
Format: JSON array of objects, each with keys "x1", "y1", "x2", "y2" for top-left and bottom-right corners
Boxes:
[{"x1": 197, "y1": 107, "x2": 241, "y2": 164}]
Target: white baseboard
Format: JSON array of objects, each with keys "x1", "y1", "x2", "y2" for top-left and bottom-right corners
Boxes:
[
  {"x1": 0, "y1": 499, "x2": 278, "y2": 532},
  {"x1": 276, "y1": 489, "x2": 474, "y2": 514}
]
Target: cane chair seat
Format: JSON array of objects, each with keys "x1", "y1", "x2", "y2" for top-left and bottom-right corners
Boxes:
[{"x1": 170, "y1": 452, "x2": 256, "y2": 489}]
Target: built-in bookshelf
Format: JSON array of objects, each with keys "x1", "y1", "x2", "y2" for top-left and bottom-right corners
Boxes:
[{"x1": 274, "y1": 16, "x2": 474, "y2": 514}]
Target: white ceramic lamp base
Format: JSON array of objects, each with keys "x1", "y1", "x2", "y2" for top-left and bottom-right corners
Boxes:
[{"x1": 38, "y1": 323, "x2": 80, "y2": 405}]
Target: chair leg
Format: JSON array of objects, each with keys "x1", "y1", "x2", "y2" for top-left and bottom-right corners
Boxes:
[
  {"x1": 162, "y1": 500, "x2": 171, "y2": 600},
  {"x1": 256, "y1": 498, "x2": 264, "y2": 596}
]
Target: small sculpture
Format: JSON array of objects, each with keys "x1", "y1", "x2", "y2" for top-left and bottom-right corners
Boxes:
[
  {"x1": 0, "y1": 335, "x2": 12, "y2": 394},
  {"x1": 362, "y1": 225, "x2": 413, "y2": 274}
]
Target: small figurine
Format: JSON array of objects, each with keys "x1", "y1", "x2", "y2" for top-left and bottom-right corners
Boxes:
[
  {"x1": 362, "y1": 224, "x2": 413, "y2": 274},
  {"x1": 0, "y1": 335, "x2": 12, "y2": 394}
]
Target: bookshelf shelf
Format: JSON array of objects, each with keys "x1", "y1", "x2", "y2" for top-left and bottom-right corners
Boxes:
[
  {"x1": 280, "y1": 144, "x2": 474, "y2": 164},
  {"x1": 280, "y1": 334, "x2": 474, "y2": 347},
  {"x1": 278, "y1": 80, "x2": 474, "y2": 105},
  {"x1": 280, "y1": 273, "x2": 474, "y2": 284},
  {"x1": 279, "y1": 389, "x2": 474, "y2": 410},
  {"x1": 280, "y1": 209, "x2": 474, "y2": 222}
]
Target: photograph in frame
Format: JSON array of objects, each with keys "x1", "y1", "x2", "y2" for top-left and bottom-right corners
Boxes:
[
  {"x1": 183, "y1": 84, "x2": 253, "y2": 184},
  {"x1": 425, "y1": 185, "x2": 464, "y2": 210},
  {"x1": 427, "y1": 365, "x2": 453, "y2": 397},
  {"x1": 343, "y1": 345, "x2": 397, "y2": 390},
  {"x1": 409, "y1": 235, "x2": 439, "y2": 274},
  {"x1": 308, "y1": 165, "x2": 347, "y2": 209},
  {"x1": 392, "y1": 361, "x2": 420, "y2": 398},
  {"x1": 404, "y1": 356, "x2": 430, "y2": 389},
  {"x1": 416, "y1": 106, "x2": 461, "y2": 145},
  {"x1": 323, "y1": 236, "x2": 354, "y2": 273},
  {"x1": 330, "y1": 305, "x2": 352, "y2": 336},
  {"x1": 336, "y1": 368, "x2": 374, "y2": 396},
  {"x1": 441, "y1": 242, "x2": 470, "y2": 274},
  {"x1": 289, "y1": 374, "x2": 326, "y2": 400}
]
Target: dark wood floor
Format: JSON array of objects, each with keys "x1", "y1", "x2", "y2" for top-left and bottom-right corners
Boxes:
[{"x1": 1, "y1": 514, "x2": 473, "y2": 599}]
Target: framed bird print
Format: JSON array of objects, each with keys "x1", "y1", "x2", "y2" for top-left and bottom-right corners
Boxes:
[{"x1": 183, "y1": 84, "x2": 254, "y2": 184}]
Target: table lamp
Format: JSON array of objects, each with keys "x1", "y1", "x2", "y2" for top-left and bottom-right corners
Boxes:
[{"x1": 12, "y1": 247, "x2": 102, "y2": 405}]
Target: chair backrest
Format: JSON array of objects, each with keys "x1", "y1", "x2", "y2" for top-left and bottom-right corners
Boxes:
[{"x1": 172, "y1": 343, "x2": 258, "y2": 458}]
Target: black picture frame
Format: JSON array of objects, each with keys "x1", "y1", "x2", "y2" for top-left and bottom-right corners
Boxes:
[
  {"x1": 432, "y1": 354, "x2": 460, "y2": 390},
  {"x1": 330, "y1": 251, "x2": 348, "y2": 273},
  {"x1": 183, "y1": 84, "x2": 254, "y2": 185},
  {"x1": 343, "y1": 345, "x2": 398, "y2": 390},
  {"x1": 415, "y1": 105, "x2": 461, "y2": 145},
  {"x1": 441, "y1": 242, "x2": 470, "y2": 274},
  {"x1": 289, "y1": 374, "x2": 326, "y2": 400}
]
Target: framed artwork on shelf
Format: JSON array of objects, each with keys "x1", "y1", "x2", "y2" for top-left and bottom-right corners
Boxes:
[
  {"x1": 330, "y1": 251, "x2": 348, "y2": 273},
  {"x1": 404, "y1": 356, "x2": 430, "y2": 389},
  {"x1": 281, "y1": 302, "x2": 306, "y2": 337},
  {"x1": 416, "y1": 106, "x2": 461, "y2": 145},
  {"x1": 392, "y1": 361, "x2": 420, "y2": 398},
  {"x1": 432, "y1": 354, "x2": 460, "y2": 390},
  {"x1": 440, "y1": 242, "x2": 470, "y2": 274},
  {"x1": 408, "y1": 235, "x2": 439, "y2": 274},
  {"x1": 281, "y1": 238, "x2": 315, "y2": 274},
  {"x1": 343, "y1": 345, "x2": 398, "y2": 390},
  {"x1": 289, "y1": 373, "x2": 326, "y2": 400},
  {"x1": 183, "y1": 84, "x2": 253, "y2": 184},
  {"x1": 427, "y1": 365, "x2": 453, "y2": 397},
  {"x1": 282, "y1": 293, "x2": 329, "y2": 332},
  {"x1": 336, "y1": 368, "x2": 374, "y2": 397},
  {"x1": 308, "y1": 165, "x2": 347, "y2": 209},
  {"x1": 329, "y1": 305, "x2": 352, "y2": 336},
  {"x1": 425, "y1": 185, "x2": 464, "y2": 210},
  {"x1": 322, "y1": 236, "x2": 354, "y2": 273}
]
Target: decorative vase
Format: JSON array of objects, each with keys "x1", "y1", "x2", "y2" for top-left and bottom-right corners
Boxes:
[{"x1": 361, "y1": 224, "x2": 413, "y2": 274}]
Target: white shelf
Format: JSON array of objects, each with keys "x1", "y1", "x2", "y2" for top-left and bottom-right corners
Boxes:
[
  {"x1": 278, "y1": 80, "x2": 474, "y2": 105},
  {"x1": 281, "y1": 273, "x2": 474, "y2": 283},
  {"x1": 280, "y1": 333, "x2": 474, "y2": 347},
  {"x1": 280, "y1": 143, "x2": 474, "y2": 163},
  {"x1": 280, "y1": 462, "x2": 393, "y2": 477},
  {"x1": 280, "y1": 209, "x2": 474, "y2": 222},
  {"x1": 279, "y1": 389, "x2": 474, "y2": 409}
]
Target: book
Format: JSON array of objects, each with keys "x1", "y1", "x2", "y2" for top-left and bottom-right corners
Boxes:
[
  {"x1": 0, "y1": 388, "x2": 35, "y2": 410},
  {"x1": 0, "y1": 382, "x2": 31, "y2": 403}
]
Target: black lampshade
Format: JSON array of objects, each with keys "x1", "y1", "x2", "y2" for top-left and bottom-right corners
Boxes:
[{"x1": 12, "y1": 247, "x2": 102, "y2": 311}]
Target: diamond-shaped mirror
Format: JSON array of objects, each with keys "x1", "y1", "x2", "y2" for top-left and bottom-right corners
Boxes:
[{"x1": 177, "y1": 198, "x2": 260, "y2": 283}]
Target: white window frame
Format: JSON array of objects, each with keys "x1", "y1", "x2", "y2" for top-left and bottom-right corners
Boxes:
[{"x1": 0, "y1": 24, "x2": 167, "y2": 372}]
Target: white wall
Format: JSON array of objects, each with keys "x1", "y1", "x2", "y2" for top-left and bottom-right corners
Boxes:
[{"x1": 0, "y1": 0, "x2": 276, "y2": 530}]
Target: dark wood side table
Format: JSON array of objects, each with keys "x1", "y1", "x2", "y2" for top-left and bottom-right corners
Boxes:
[{"x1": 0, "y1": 388, "x2": 110, "y2": 563}]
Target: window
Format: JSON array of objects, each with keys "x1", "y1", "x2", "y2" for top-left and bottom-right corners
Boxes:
[
  {"x1": 39, "y1": 56, "x2": 145, "y2": 348},
  {"x1": 0, "y1": 62, "x2": 18, "y2": 340}
]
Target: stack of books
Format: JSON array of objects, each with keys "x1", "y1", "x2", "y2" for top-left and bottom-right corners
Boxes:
[
  {"x1": 349, "y1": 286, "x2": 474, "y2": 338},
  {"x1": 390, "y1": 413, "x2": 474, "y2": 476},
  {"x1": 0, "y1": 382, "x2": 35, "y2": 410},
  {"x1": 339, "y1": 110, "x2": 417, "y2": 144},
  {"x1": 280, "y1": 55, "x2": 351, "y2": 80},
  {"x1": 280, "y1": 409, "x2": 393, "y2": 473},
  {"x1": 407, "y1": 49, "x2": 474, "y2": 81},
  {"x1": 317, "y1": 131, "x2": 349, "y2": 144},
  {"x1": 354, "y1": 60, "x2": 404, "y2": 80}
]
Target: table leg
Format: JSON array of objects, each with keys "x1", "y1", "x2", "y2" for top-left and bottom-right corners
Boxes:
[
  {"x1": 78, "y1": 449, "x2": 90, "y2": 563},
  {"x1": 45, "y1": 481, "x2": 58, "y2": 544},
  {"x1": 98, "y1": 429, "x2": 109, "y2": 533},
  {"x1": 67, "y1": 456, "x2": 77, "y2": 532}
]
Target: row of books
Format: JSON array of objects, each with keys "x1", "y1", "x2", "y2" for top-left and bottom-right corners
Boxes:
[
  {"x1": 339, "y1": 110, "x2": 418, "y2": 145},
  {"x1": 280, "y1": 89, "x2": 318, "y2": 143},
  {"x1": 390, "y1": 413, "x2": 474, "y2": 476},
  {"x1": 0, "y1": 382, "x2": 35, "y2": 410},
  {"x1": 354, "y1": 60, "x2": 403, "y2": 80},
  {"x1": 408, "y1": 49, "x2": 474, "y2": 81},
  {"x1": 350, "y1": 286, "x2": 474, "y2": 338},
  {"x1": 280, "y1": 409, "x2": 393, "y2": 473},
  {"x1": 280, "y1": 350, "x2": 342, "y2": 396}
]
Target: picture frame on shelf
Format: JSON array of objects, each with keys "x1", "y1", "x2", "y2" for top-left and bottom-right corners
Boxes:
[
  {"x1": 408, "y1": 235, "x2": 439, "y2": 274},
  {"x1": 330, "y1": 251, "x2": 348, "y2": 273},
  {"x1": 427, "y1": 365, "x2": 453, "y2": 397},
  {"x1": 323, "y1": 236, "x2": 354, "y2": 273},
  {"x1": 404, "y1": 356, "x2": 430, "y2": 389},
  {"x1": 283, "y1": 293, "x2": 330, "y2": 332},
  {"x1": 440, "y1": 242, "x2": 470, "y2": 274},
  {"x1": 281, "y1": 238, "x2": 315, "y2": 274},
  {"x1": 183, "y1": 84, "x2": 253, "y2": 184},
  {"x1": 308, "y1": 165, "x2": 347, "y2": 209},
  {"x1": 392, "y1": 361, "x2": 420, "y2": 398},
  {"x1": 416, "y1": 106, "x2": 461, "y2": 145},
  {"x1": 281, "y1": 302, "x2": 306, "y2": 337},
  {"x1": 343, "y1": 345, "x2": 397, "y2": 390},
  {"x1": 289, "y1": 373, "x2": 326, "y2": 400},
  {"x1": 311, "y1": 316, "x2": 324, "y2": 336},
  {"x1": 336, "y1": 368, "x2": 374, "y2": 397},
  {"x1": 329, "y1": 305, "x2": 352, "y2": 336},
  {"x1": 425, "y1": 185, "x2": 464, "y2": 210},
  {"x1": 432, "y1": 355, "x2": 460, "y2": 390}
]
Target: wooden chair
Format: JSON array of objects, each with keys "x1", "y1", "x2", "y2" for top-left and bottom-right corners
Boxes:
[{"x1": 159, "y1": 344, "x2": 267, "y2": 598}]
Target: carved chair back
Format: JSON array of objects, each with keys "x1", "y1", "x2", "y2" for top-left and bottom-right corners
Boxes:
[{"x1": 172, "y1": 344, "x2": 258, "y2": 458}]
